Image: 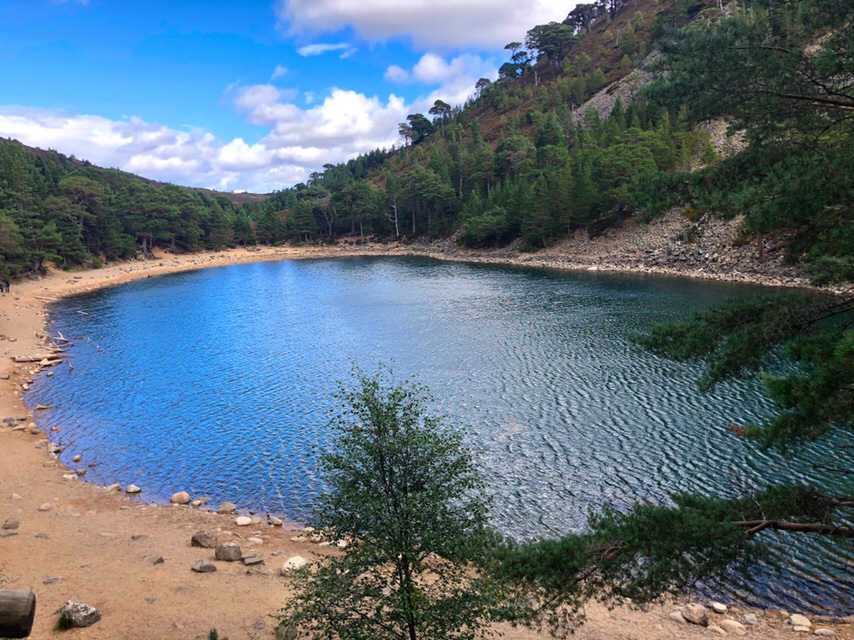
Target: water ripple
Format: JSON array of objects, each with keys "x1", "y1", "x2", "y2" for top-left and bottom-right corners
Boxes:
[{"x1": 26, "y1": 257, "x2": 852, "y2": 615}]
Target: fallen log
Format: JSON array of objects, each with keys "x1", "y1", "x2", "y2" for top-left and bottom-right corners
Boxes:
[
  {"x1": 0, "y1": 589, "x2": 36, "y2": 638},
  {"x1": 12, "y1": 354, "x2": 68, "y2": 363}
]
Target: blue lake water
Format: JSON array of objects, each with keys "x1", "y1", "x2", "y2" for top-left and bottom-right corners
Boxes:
[{"x1": 26, "y1": 257, "x2": 852, "y2": 613}]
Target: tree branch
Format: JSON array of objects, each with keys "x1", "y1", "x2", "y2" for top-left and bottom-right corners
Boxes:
[{"x1": 736, "y1": 520, "x2": 854, "y2": 538}]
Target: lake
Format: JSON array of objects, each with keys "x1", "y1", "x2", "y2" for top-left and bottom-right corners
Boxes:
[{"x1": 27, "y1": 257, "x2": 852, "y2": 613}]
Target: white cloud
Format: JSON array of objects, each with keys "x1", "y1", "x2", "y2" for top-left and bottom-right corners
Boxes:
[
  {"x1": 234, "y1": 84, "x2": 281, "y2": 110},
  {"x1": 0, "y1": 106, "x2": 308, "y2": 193},
  {"x1": 296, "y1": 42, "x2": 352, "y2": 57},
  {"x1": 278, "y1": 0, "x2": 570, "y2": 50},
  {"x1": 412, "y1": 53, "x2": 493, "y2": 84},
  {"x1": 384, "y1": 65, "x2": 409, "y2": 82},
  {"x1": 384, "y1": 53, "x2": 498, "y2": 107},
  {"x1": 270, "y1": 65, "x2": 288, "y2": 80},
  {"x1": 0, "y1": 85, "x2": 411, "y2": 193}
]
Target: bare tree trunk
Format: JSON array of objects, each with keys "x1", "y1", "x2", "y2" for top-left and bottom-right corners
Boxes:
[
  {"x1": 458, "y1": 153, "x2": 464, "y2": 198},
  {"x1": 388, "y1": 197, "x2": 400, "y2": 238}
]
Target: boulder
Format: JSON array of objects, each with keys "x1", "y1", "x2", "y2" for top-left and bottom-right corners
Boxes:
[
  {"x1": 38, "y1": 503, "x2": 52, "y2": 512},
  {"x1": 270, "y1": 517, "x2": 283, "y2": 526},
  {"x1": 125, "y1": 484, "x2": 141, "y2": 494},
  {"x1": 2, "y1": 519, "x2": 20, "y2": 530},
  {"x1": 280, "y1": 556, "x2": 307, "y2": 575},
  {"x1": 191, "y1": 559, "x2": 216, "y2": 573},
  {"x1": 218, "y1": 501, "x2": 237, "y2": 514},
  {"x1": 170, "y1": 491, "x2": 190, "y2": 505},
  {"x1": 215, "y1": 542, "x2": 242, "y2": 562},
  {"x1": 681, "y1": 603, "x2": 709, "y2": 627},
  {"x1": 789, "y1": 614, "x2": 812, "y2": 629},
  {"x1": 669, "y1": 611, "x2": 686, "y2": 624},
  {"x1": 743, "y1": 613, "x2": 758, "y2": 626},
  {"x1": 242, "y1": 555, "x2": 264, "y2": 566},
  {"x1": 105, "y1": 483, "x2": 121, "y2": 492},
  {"x1": 711, "y1": 602, "x2": 728, "y2": 614},
  {"x1": 190, "y1": 531, "x2": 218, "y2": 549},
  {"x1": 707, "y1": 624, "x2": 727, "y2": 636},
  {"x1": 72, "y1": 455, "x2": 82, "y2": 463},
  {"x1": 235, "y1": 516, "x2": 252, "y2": 527},
  {"x1": 58, "y1": 601, "x2": 102, "y2": 628},
  {"x1": 814, "y1": 630, "x2": 835, "y2": 638},
  {"x1": 719, "y1": 619, "x2": 747, "y2": 636}
]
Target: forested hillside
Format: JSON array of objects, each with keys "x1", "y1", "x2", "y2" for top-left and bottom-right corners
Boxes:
[{"x1": 2, "y1": 0, "x2": 851, "y2": 289}]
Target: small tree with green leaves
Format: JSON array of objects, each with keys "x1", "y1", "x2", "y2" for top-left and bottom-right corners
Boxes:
[{"x1": 279, "y1": 368, "x2": 494, "y2": 640}]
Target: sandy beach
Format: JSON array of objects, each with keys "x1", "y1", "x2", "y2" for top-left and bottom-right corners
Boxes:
[{"x1": 1, "y1": 243, "x2": 850, "y2": 639}]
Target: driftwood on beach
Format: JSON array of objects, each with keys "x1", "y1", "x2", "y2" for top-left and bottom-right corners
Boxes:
[{"x1": 11, "y1": 354, "x2": 68, "y2": 363}]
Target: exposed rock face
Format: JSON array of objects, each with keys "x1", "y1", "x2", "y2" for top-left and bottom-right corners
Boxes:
[
  {"x1": 215, "y1": 542, "x2": 242, "y2": 562},
  {"x1": 58, "y1": 601, "x2": 102, "y2": 628},
  {"x1": 190, "y1": 531, "x2": 218, "y2": 549},
  {"x1": 680, "y1": 603, "x2": 709, "y2": 627}
]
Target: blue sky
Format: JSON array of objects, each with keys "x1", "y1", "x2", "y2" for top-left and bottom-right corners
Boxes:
[{"x1": 0, "y1": 0, "x2": 571, "y2": 192}]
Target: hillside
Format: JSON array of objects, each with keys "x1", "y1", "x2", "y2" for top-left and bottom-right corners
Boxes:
[
  {"x1": 1, "y1": 0, "x2": 851, "y2": 289},
  {"x1": 0, "y1": 138, "x2": 285, "y2": 278}
]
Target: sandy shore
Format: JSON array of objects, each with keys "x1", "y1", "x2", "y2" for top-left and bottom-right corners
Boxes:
[{"x1": 1, "y1": 244, "x2": 850, "y2": 639}]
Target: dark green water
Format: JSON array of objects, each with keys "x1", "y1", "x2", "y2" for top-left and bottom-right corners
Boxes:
[{"x1": 27, "y1": 257, "x2": 852, "y2": 613}]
